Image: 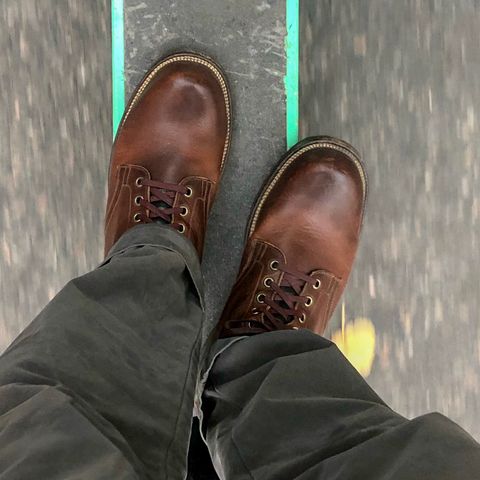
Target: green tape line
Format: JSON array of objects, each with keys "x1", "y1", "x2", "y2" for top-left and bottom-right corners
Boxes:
[
  {"x1": 285, "y1": 0, "x2": 299, "y2": 148},
  {"x1": 112, "y1": 0, "x2": 125, "y2": 137}
]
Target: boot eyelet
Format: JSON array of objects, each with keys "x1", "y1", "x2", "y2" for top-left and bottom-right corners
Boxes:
[
  {"x1": 256, "y1": 293, "x2": 266, "y2": 303},
  {"x1": 270, "y1": 260, "x2": 279, "y2": 270},
  {"x1": 134, "y1": 195, "x2": 143, "y2": 206},
  {"x1": 299, "y1": 313, "x2": 306, "y2": 324},
  {"x1": 177, "y1": 223, "x2": 185, "y2": 233},
  {"x1": 305, "y1": 296, "x2": 313, "y2": 307},
  {"x1": 135, "y1": 177, "x2": 144, "y2": 187},
  {"x1": 180, "y1": 206, "x2": 189, "y2": 217},
  {"x1": 264, "y1": 277, "x2": 273, "y2": 287},
  {"x1": 292, "y1": 326, "x2": 299, "y2": 330},
  {"x1": 133, "y1": 213, "x2": 142, "y2": 223},
  {"x1": 185, "y1": 187, "x2": 193, "y2": 197},
  {"x1": 313, "y1": 279, "x2": 321, "y2": 289}
]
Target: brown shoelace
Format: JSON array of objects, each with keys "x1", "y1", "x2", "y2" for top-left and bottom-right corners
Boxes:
[
  {"x1": 229, "y1": 261, "x2": 318, "y2": 333},
  {"x1": 136, "y1": 178, "x2": 190, "y2": 231}
]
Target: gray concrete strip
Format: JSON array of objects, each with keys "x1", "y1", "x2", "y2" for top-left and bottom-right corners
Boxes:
[{"x1": 124, "y1": 0, "x2": 287, "y2": 327}]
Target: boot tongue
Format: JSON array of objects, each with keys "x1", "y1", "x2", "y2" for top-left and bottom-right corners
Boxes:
[
  {"x1": 151, "y1": 200, "x2": 172, "y2": 225},
  {"x1": 269, "y1": 278, "x2": 305, "y2": 324}
]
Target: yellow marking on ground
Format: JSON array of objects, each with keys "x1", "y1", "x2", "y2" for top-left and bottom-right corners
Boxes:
[{"x1": 332, "y1": 313, "x2": 376, "y2": 378}]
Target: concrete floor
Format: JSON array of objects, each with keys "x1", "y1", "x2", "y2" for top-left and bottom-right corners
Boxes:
[{"x1": 0, "y1": 0, "x2": 478, "y2": 452}]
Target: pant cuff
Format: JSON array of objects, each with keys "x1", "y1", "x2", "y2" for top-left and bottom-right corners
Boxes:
[
  {"x1": 194, "y1": 336, "x2": 246, "y2": 442},
  {"x1": 101, "y1": 223, "x2": 204, "y2": 308}
]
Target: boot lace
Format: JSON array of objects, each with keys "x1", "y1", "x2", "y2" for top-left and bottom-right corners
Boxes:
[
  {"x1": 134, "y1": 177, "x2": 191, "y2": 232},
  {"x1": 229, "y1": 260, "x2": 319, "y2": 333}
]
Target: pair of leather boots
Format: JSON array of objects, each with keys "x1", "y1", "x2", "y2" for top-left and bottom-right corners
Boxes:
[{"x1": 105, "y1": 53, "x2": 367, "y2": 338}]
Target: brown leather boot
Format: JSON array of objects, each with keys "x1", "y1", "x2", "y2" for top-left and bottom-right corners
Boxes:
[
  {"x1": 219, "y1": 136, "x2": 367, "y2": 337},
  {"x1": 104, "y1": 53, "x2": 231, "y2": 258}
]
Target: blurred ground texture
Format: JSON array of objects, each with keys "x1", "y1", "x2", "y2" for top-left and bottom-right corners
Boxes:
[
  {"x1": 0, "y1": 0, "x2": 110, "y2": 350},
  {"x1": 301, "y1": 0, "x2": 480, "y2": 440},
  {"x1": 0, "y1": 0, "x2": 479, "y2": 442}
]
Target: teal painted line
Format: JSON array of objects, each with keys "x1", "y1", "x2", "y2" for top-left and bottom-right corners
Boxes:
[
  {"x1": 285, "y1": 0, "x2": 299, "y2": 148},
  {"x1": 112, "y1": 0, "x2": 125, "y2": 137}
]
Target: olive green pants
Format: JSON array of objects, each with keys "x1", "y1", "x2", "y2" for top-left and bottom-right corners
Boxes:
[{"x1": 0, "y1": 224, "x2": 478, "y2": 480}]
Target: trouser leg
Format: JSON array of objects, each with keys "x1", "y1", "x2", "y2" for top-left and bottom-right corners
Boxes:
[
  {"x1": 0, "y1": 224, "x2": 208, "y2": 480},
  {"x1": 202, "y1": 330, "x2": 480, "y2": 480}
]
